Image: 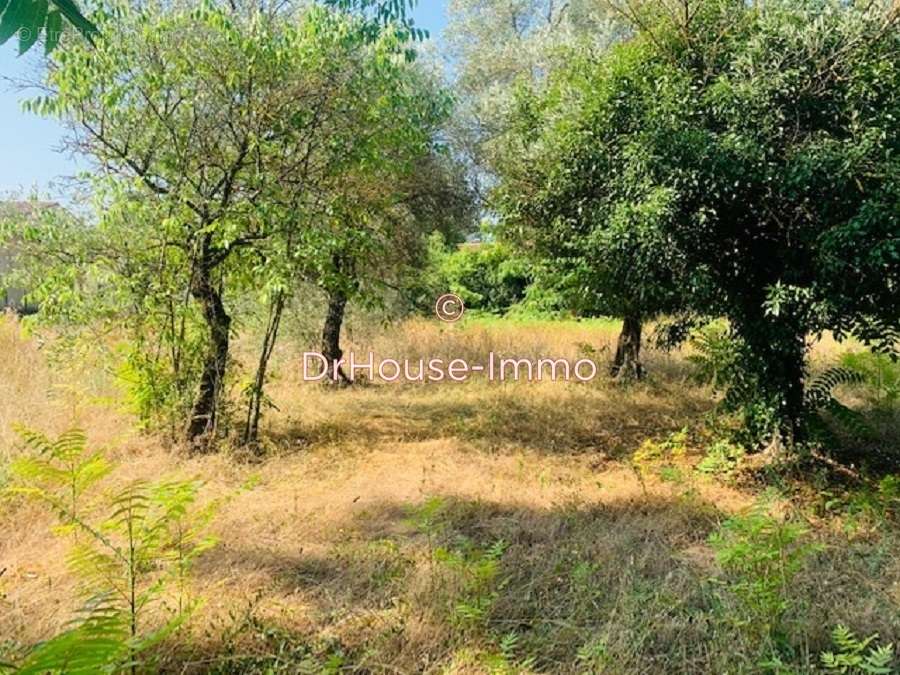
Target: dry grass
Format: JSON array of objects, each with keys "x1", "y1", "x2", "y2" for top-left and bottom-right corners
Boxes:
[{"x1": 1, "y1": 313, "x2": 899, "y2": 673}]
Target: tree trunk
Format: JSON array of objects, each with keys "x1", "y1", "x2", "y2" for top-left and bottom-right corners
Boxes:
[
  {"x1": 187, "y1": 257, "x2": 231, "y2": 444},
  {"x1": 611, "y1": 314, "x2": 644, "y2": 381},
  {"x1": 776, "y1": 337, "x2": 807, "y2": 444},
  {"x1": 728, "y1": 286, "x2": 811, "y2": 448},
  {"x1": 742, "y1": 319, "x2": 808, "y2": 445},
  {"x1": 242, "y1": 292, "x2": 285, "y2": 449},
  {"x1": 322, "y1": 288, "x2": 350, "y2": 385}
]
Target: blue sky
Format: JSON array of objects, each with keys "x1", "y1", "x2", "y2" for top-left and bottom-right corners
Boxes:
[
  {"x1": 0, "y1": 1, "x2": 450, "y2": 196},
  {"x1": 413, "y1": 2, "x2": 448, "y2": 38}
]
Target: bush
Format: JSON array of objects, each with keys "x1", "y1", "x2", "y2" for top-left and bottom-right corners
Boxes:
[
  {"x1": 709, "y1": 506, "x2": 820, "y2": 642},
  {"x1": 424, "y1": 235, "x2": 533, "y2": 315}
]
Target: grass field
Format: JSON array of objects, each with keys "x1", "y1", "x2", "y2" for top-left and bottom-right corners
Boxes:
[{"x1": 1, "y1": 313, "x2": 898, "y2": 673}]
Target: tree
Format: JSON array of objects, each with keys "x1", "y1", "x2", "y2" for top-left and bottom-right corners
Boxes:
[
  {"x1": 446, "y1": 0, "x2": 666, "y2": 375},
  {"x1": 429, "y1": 239, "x2": 533, "y2": 315},
  {"x1": 236, "y1": 9, "x2": 465, "y2": 443},
  {"x1": 444, "y1": 0, "x2": 623, "y2": 197},
  {"x1": 505, "y1": 0, "x2": 900, "y2": 438},
  {"x1": 306, "y1": 146, "x2": 475, "y2": 386},
  {"x1": 27, "y1": 0, "x2": 430, "y2": 445},
  {"x1": 240, "y1": 61, "x2": 462, "y2": 440},
  {"x1": 326, "y1": 0, "x2": 428, "y2": 44},
  {"x1": 494, "y1": 42, "x2": 693, "y2": 378},
  {"x1": 0, "y1": 0, "x2": 421, "y2": 59}
]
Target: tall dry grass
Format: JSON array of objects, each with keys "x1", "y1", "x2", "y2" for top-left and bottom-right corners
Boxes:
[
  {"x1": 1, "y1": 313, "x2": 898, "y2": 673},
  {"x1": 0, "y1": 313, "x2": 59, "y2": 462}
]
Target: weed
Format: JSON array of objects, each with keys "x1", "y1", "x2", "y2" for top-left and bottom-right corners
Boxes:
[
  {"x1": 4, "y1": 427, "x2": 218, "y2": 674},
  {"x1": 576, "y1": 636, "x2": 611, "y2": 671},
  {"x1": 698, "y1": 440, "x2": 746, "y2": 478},
  {"x1": 709, "y1": 505, "x2": 820, "y2": 643},
  {"x1": 6, "y1": 427, "x2": 111, "y2": 531},
  {"x1": 820, "y1": 624, "x2": 895, "y2": 674},
  {"x1": 478, "y1": 632, "x2": 538, "y2": 674},
  {"x1": 434, "y1": 538, "x2": 508, "y2": 630}
]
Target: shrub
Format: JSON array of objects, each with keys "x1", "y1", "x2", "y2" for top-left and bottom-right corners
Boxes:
[
  {"x1": 4, "y1": 426, "x2": 219, "y2": 673},
  {"x1": 428, "y1": 238, "x2": 533, "y2": 315},
  {"x1": 709, "y1": 506, "x2": 820, "y2": 641}
]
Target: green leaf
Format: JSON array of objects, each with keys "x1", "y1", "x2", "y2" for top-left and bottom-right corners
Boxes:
[
  {"x1": 17, "y1": 0, "x2": 48, "y2": 55},
  {"x1": 0, "y1": 0, "x2": 26, "y2": 45},
  {"x1": 44, "y1": 7, "x2": 62, "y2": 53},
  {"x1": 49, "y1": 0, "x2": 95, "y2": 43},
  {"x1": 0, "y1": 0, "x2": 94, "y2": 53}
]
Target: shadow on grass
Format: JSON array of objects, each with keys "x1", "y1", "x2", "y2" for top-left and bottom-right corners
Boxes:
[
  {"x1": 814, "y1": 406, "x2": 900, "y2": 477},
  {"x1": 267, "y1": 379, "x2": 715, "y2": 458},
  {"x1": 169, "y1": 491, "x2": 900, "y2": 674}
]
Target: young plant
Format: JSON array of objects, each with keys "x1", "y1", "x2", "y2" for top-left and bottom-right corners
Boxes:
[
  {"x1": 631, "y1": 427, "x2": 690, "y2": 490},
  {"x1": 709, "y1": 505, "x2": 820, "y2": 641},
  {"x1": 6, "y1": 427, "x2": 110, "y2": 532},
  {"x1": 434, "y1": 538, "x2": 508, "y2": 630},
  {"x1": 820, "y1": 625, "x2": 895, "y2": 674},
  {"x1": 5, "y1": 427, "x2": 219, "y2": 673},
  {"x1": 407, "y1": 497, "x2": 508, "y2": 632},
  {"x1": 697, "y1": 440, "x2": 746, "y2": 479},
  {"x1": 479, "y1": 631, "x2": 537, "y2": 675}
]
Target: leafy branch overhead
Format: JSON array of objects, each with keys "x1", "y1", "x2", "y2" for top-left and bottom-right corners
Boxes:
[
  {"x1": 0, "y1": 0, "x2": 96, "y2": 55},
  {"x1": 325, "y1": 0, "x2": 429, "y2": 43},
  {"x1": 0, "y1": 0, "x2": 422, "y2": 58}
]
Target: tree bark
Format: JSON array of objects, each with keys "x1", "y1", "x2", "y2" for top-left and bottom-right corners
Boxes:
[
  {"x1": 611, "y1": 314, "x2": 644, "y2": 381},
  {"x1": 242, "y1": 292, "x2": 285, "y2": 449},
  {"x1": 741, "y1": 317, "x2": 808, "y2": 445},
  {"x1": 322, "y1": 288, "x2": 350, "y2": 385},
  {"x1": 187, "y1": 252, "x2": 231, "y2": 444},
  {"x1": 776, "y1": 337, "x2": 807, "y2": 444}
]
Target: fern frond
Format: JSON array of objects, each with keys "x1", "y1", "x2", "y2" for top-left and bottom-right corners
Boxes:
[
  {"x1": 806, "y1": 367, "x2": 864, "y2": 410},
  {"x1": 865, "y1": 644, "x2": 895, "y2": 672},
  {"x1": 822, "y1": 624, "x2": 896, "y2": 674},
  {"x1": 823, "y1": 399, "x2": 873, "y2": 440},
  {"x1": 53, "y1": 429, "x2": 88, "y2": 463},
  {"x1": 68, "y1": 543, "x2": 127, "y2": 602},
  {"x1": 12, "y1": 426, "x2": 55, "y2": 455},
  {"x1": 16, "y1": 604, "x2": 129, "y2": 675},
  {"x1": 8, "y1": 457, "x2": 69, "y2": 487}
]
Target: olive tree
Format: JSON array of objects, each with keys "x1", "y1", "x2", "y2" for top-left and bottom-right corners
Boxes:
[
  {"x1": 311, "y1": 147, "x2": 476, "y2": 385},
  {"x1": 502, "y1": 0, "x2": 900, "y2": 439},
  {"x1": 494, "y1": 43, "x2": 693, "y2": 378},
  {"x1": 444, "y1": 0, "x2": 623, "y2": 197}
]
